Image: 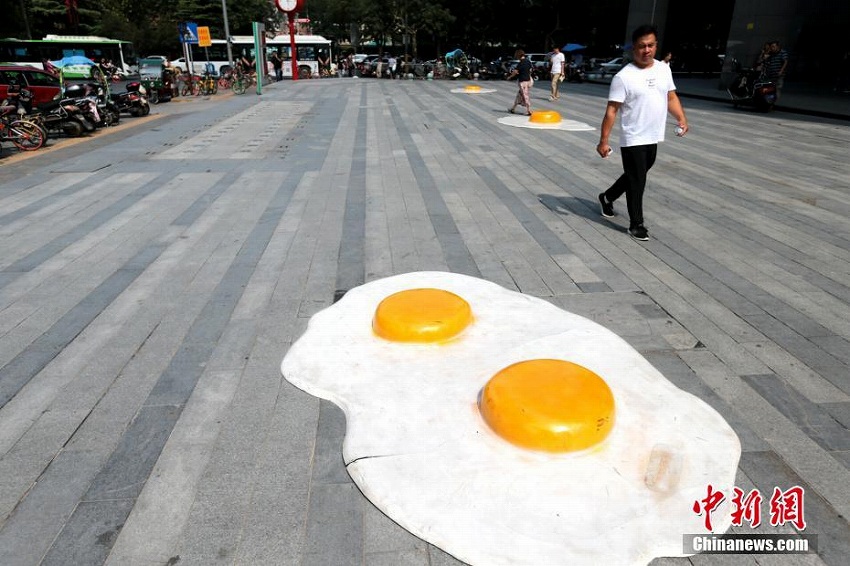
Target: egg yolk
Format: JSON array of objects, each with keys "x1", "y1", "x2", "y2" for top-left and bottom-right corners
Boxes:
[
  {"x1": 479, "y1": 359, "x2": 615, "y2": 452},
  {"x1": 529, "y1": 110, "x2": 563, "y2": 124},
  {"x1": 373, "y1": 288, "x2": 473, "y2": 343}
]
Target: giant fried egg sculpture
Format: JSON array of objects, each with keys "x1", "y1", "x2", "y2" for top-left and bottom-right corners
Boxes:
[{"x1": 281, "y1": 271, "x2": 741, "y2": 565}]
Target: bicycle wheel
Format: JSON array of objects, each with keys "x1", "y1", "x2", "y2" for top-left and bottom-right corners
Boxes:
[
  {"x1": 232, "y1": 80, "x2": 246, "y2": 95},
  {"x1": 19, "y1": 117, "x2": 49, "y2": 140},
  {"x1": 9, "y1": 120, "x2": 46, "y2": 151}
]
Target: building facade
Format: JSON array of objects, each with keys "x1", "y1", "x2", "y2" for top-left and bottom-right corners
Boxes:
[{"x1": 625, "y1": 0, "x2": 849, "y2": 91}]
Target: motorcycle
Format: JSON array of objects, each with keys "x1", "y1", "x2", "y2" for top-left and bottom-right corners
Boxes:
[
  {"x1": 63, "y1": 82, "x2": 121, "y2": 127},
  {"x1": 110, "y1": 81, "x2": 150, "y2": 117},
  {"x1": 565, "y1": 62, "x2": 587, "y2": 83},
  {"x1": 727, "y1": 67, "x2": 777, "y2": 112},
  {"x1": 7, "y1": 86, "x2": 95, "y2": 138}
]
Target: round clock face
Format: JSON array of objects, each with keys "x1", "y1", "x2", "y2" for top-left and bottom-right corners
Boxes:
[{"x1": 276, "y1": 0, "x2": 298, "y2": 11}]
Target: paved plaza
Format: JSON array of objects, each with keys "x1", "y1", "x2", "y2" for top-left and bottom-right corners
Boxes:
[{"x1": 1, "y1": 76, "x2": 849, "y2": 565}]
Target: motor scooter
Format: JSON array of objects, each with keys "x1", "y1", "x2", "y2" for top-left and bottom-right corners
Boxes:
[
  {"x1": 1, "y1": 85, "x2": 91, "y2": 138},
  {"x1": 727, "y1": 67, "x2": 777, "y2": 112},
  {"x1": 565, "y1": 62, "x2": 586, "y2": 83},
  {"x1": 63, "y1": 82, "x2": 121, "y2": 126},
  {"x1": 110, "y1": 82, "x2": 150, "y2": 117}
]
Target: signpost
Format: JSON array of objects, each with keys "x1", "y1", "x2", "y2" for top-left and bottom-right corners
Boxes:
[
  {"x1": 178, "y1": 22, "x2": 198, "y2": 74},
  {"x1": 252, "y1": 22, "x2": 265, "y2": 95},
  {"x1": 198, "y1": 26, "x2": 211, "y2": 48},
  {"x1": 274, "y1": 0, "x2": 304, "y2": 80}
]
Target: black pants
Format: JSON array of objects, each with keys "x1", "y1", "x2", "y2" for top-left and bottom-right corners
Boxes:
[{"x1": 603, "y1": 143, "x2": 657, "y2": 228}]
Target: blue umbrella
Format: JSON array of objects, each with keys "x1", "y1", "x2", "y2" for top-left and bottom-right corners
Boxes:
[
  {"x1": 50, "y1": 55, "x2": 97, "y2": 68},
  {"x1": 50, "y1": 55, "x2": 101, "y2": 81},
  {"x1": 562, "y1": 43, "x2": 586, "y2": 52}
]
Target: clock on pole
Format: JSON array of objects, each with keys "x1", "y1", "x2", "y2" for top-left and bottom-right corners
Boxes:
[
  {"x1": 275, "y1": 0, "x2": 299, "y2": 12},
  {"x1": 274, "y1": 0, "x2": 305, "y2": 79}
]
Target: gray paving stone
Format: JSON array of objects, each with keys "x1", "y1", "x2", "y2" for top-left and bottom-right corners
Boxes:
[
  {"x1": 313, "y1": 399, "x2": 354, "y2": 485},
  {"x1": 41, "y1": 499, "x2": 135, "y2": 566},
  {"x1": 742, "y1": 375, "x2": 850, "y2": 452},
  {"x1": 738, "y1": 451, "x2": 850, "y2": 566},
  {"x1": 302, "y1": 483, "x2": 363, "y2": 565}
]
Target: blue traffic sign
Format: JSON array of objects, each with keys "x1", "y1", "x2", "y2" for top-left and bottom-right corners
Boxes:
[{"x1": 178, "y1": 22, "x2": 199, "y2": 44}]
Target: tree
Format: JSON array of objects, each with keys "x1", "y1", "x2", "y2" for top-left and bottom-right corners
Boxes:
[{"x1": 398, "y1": 0, "x2": 454, "y2": 59}]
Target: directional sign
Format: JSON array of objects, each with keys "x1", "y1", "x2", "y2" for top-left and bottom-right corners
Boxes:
[
  {"x1": 198, "y1": 26, "x2": 211, "y2": 48},
  {"x1": 178, "y1": 22, "x2": 199, "y2": 45}
]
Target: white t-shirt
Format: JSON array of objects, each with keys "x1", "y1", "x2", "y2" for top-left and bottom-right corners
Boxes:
[
  {"x1": 608, "y1": 60, "x2": 676, "y2": 147},
  {"x1": 549, "y1": 52, "x2": 565, "y2": 75}
]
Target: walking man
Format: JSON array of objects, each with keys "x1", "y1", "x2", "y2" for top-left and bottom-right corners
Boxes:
[
  {"x1": 763, "y1": 40, "x2": 789, "y2": 100},
  {"x1": 596, "y1": 24, "x2": 688, "y2": 241},
  {"x1": 549, "y1": 46, "x2": 565, "y2": 100}
]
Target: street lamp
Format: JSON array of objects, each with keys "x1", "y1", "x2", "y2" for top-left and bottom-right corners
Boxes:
[{"x1": 221, "y1": 0, "x2": 233, "y2": 67}]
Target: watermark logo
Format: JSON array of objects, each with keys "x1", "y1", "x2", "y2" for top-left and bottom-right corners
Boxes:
[
  {"x1": 693, "y1": 484, "x2": 807, "y2": 531},
  {"x1": 684, "y1": 534, "x2": 817, "y2": 554},
  {"x1": 688, "y1": 484, "x2": 813, "y2": 555}
]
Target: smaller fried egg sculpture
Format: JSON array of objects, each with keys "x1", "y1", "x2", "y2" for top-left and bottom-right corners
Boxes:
[
  {"x1": 450, "y1": 85, "x2": 497, "y2": 94},
  {"x1": 498, "y1": 109, "x2": 595, "y2": 131},
  {"x1": 281, "y1": 271, "x2": 741, "y2": 565}
]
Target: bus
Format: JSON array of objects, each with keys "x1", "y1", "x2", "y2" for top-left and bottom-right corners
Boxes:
[
  {"x1": 0, "y1": 35, "x2": 137, "y2": 74},
  {"x1": 176, "y1": 34, "x2": 332, "y2": 79}
]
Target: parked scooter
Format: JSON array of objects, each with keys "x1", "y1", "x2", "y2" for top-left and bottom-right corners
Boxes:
[
  {"x1": 110, "y1": 82, "x2": 150, "y2": 117},
  {"x1": 63, "y1": 82, "x2": 121, "y2": 127},
  {"x1": 565, "y1": 61, "x2": 586, "y2": 83},
  {"x1": 727, "y1": 67, "x2": 777, "y2": 112},
  {"x1": 3, "y1": 84, "x2": 95, "y2": 137}
]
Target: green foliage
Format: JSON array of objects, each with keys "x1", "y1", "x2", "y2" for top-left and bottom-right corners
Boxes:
[{"x1": 7, "y1": 0, "x2": 631, "y2": 62}]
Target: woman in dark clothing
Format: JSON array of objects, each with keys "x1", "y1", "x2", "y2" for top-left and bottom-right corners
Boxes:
[{"x1": 508, "y1": 50, "x2": 534, "y2": 115}]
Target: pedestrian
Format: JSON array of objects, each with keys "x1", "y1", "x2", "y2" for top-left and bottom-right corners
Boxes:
[
  {"x1": 388, "y1": 54, "x2": 397, "y2": 79},
  {"x1": 270, "y1": 50, "x2": 283, "y2": 81},
  {"x1": 596, "y1": 24, "x2": 688, "y2": 241},
  {"x1": 346, "y1": 53, "x2": 354, "y2": 77},
  {"x1": 661, "y1": 52, "x2": 673, "y2": 66},
  {"x1": 317, "y1": 50, "x2": 330, "y2": 77},
  {"x1": 507, "y1": 50, "x2": 534, "y2": 115},
  {"x1": 549, "y1": 46, "x2": 565, "y2": 100},
  {"x1": 753, "y1": 42, "x2": 771, "y2": 74},
  {"x1": 763, "y1": 40, "x2": 789, "y2": 99}
]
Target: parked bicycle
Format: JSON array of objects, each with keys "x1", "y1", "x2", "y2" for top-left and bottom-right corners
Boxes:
[
  {"x1": 198, "y1": 71, "x2": 218, "y2": 95},
  {"x1": 231, "y1": 69, "x2": 250, "y2": 95},
  {"x1": 1, "y1": 107, "x2": 46, "y2": 152}
]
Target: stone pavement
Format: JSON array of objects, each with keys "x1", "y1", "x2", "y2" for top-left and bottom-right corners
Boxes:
[{"x1": 0, "y1": 76, "x2": 849, "y2": 566}]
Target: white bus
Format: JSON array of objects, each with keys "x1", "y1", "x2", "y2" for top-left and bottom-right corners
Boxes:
[
  {"x1": 0, "y1": 35, "x2": 137, "y2": 74},
  {"x1": 174, "y1": 35, "x2": 332, "y2": 79}
]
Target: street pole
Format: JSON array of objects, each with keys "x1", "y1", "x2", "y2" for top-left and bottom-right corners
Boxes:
[
  {"x1": 221, "y1": 0, "x2": 234, "y2": 67},
  {"x1": 289, "y1": 13, "x2": 298, "y2": 80}
]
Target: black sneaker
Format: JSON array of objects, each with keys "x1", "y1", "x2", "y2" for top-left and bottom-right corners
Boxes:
[
  {"x1": 598, "y1": 193, "x2": 614, "y2": 217},
  {"x1": 629, "y1": 225, "x2": 649, "y2": 241}
]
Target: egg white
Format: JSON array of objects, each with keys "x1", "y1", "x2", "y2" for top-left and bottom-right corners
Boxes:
[{"x1": 281, "y1": 271, "x2": 741, "y2": 565}]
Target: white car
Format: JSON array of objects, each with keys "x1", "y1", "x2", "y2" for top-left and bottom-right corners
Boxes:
[
  {"x1": 168, "y1": 57, "x2": 187, "y2": 72},
  {"x1": 599, "y1": 57, "x2": 626, "y2": 75},
  {"x1": 525, "y1": 52, "x2": 551, "y2": 78}
]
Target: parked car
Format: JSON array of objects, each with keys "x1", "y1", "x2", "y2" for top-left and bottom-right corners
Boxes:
[
  {"x1": 599, "y1": 57, "x2": 626, "y2": 75},
  {"x1": 526, "y1": 52, "x2": 551, "y2": 79},
  {"x1": 368, "y1": 57, "x2": 392, "y2": 78},
  {"x1": 0, "y1": 65, "x2": 61, "y2": 106}
]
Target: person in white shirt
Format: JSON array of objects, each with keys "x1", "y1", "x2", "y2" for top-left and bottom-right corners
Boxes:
[
  {"x1": 549, "y1": 46, "x2": 566, "y2": 100},
  {"x1": 596, "y1": 24, "x2": 688, "y2": 241}
]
